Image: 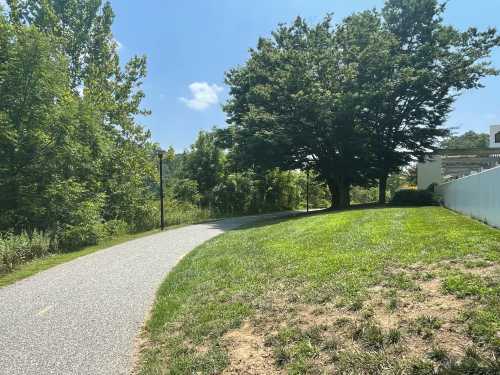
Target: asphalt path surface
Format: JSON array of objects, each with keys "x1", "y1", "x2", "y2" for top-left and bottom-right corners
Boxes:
[{"x1": 0, "y1": 212, "x2": 294, "y2": 375}]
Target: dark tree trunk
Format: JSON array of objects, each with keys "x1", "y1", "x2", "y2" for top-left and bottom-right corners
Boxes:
[
  {"x1": 378, "y1": 175, "x2": 388, "y2": 205},
  {"x1": 327, "y1": 178, "x2": 351, "y2": 210}
]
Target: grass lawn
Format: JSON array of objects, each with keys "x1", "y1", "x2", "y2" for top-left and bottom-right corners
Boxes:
[
  {"x1": 135, "y1": 207, "x2": 500, "y2": 375},
  {"x1": 0, "y1": 229, "x2": 161, "y2": 288}
]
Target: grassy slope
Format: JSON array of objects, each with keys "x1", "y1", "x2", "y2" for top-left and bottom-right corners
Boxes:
[
  {"x1": 137, "y1": 207, "x2": 500, "y2": 374},
  {"x1": 0, "y1": 229, "x2": 160, "y2": 288}
]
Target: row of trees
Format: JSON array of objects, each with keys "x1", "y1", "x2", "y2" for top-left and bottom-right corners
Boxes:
[
  {"x1": 0, "y1": 0, "x2": 332, "y2": 251},
  {"x1": 163, "y1": 131, "x2": 331, "y2": 215},
  {"x1": 220, "y1": 0, "x2": 500, "y2": 209},
  {"x1": 0, "y1": 1, "x2": 158, "y2": 247},
  {"x1": 441, "y1": 131, "x2": 491, "y2": 150},
  {"x1": 2, "y1": 0, "x2": 498, "y2": 251}
]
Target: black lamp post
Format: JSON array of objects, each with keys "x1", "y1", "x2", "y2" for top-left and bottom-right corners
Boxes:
[
  {"x1": 158, "y1": 150, "x2": 165, "y2": 231},
  {"x1": 304, "y1": 155, "x2": 314, "y2": 214},
  {"x1": 306, "y1": 168, "x2": 310, "y2": 213}
]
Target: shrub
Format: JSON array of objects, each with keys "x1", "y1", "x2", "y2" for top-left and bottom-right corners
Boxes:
[
  {"x1": 128, "y1": 201, "x2": 159, "y2": 232},
  {"x1": 28, "y1": 230, "x2": 54, "y2": 257},
  {"x1": 172, "y1": 179, "x2": 202, "y2": 205},
  {"x1": 57, "y1": 223, "x2": 105, "y2": 251},
  {"x1": 0, "y1": 231, "x2": 53, "y2": 273},
  {"x1": 103, "y1": 219, "x2": 129, "y2": 237},
  {"x1": 165, "y1": 201, "x2": 212, "y2": 226},
  {"x1": 390, "y1": 189, "x2": 437, "y2": 206}
]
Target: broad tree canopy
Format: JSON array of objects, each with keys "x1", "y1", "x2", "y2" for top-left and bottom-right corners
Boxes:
[{"x1": 222, "y1": 0, "x2": 500, "y2": 209}]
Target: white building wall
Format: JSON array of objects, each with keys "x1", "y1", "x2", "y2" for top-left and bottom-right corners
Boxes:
[
  {"x1": 490, "y1": 124, "x2": 500, "y2": 149},
  {"x1": 417, "y1": 156, "x2": 442, "y2": 190},
  {"x1": 437, "y1": 165, "x2": 500, "y2": 228}
]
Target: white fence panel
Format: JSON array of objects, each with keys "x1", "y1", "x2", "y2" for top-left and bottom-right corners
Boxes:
[{"x1": 438, "y1": 165, "x2": 500, "y2": 228}]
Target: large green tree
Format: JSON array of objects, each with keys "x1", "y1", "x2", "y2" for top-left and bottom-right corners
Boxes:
[
  {"x1": 223, "y1": 1, "x2": 499, "y2": 208},
  {"x1": 184, "y1": 131, "x2": 226, "y2": 206},
  {"x1": 0, "y1": 1, "x2": 157, "y2": 240},
  {"x1": 363, "y1": 0, "x2": 499, "y2": 203},
  {"x1": 223, "y1": 16, "x2": 371, "y2": 209},
  {"x1": 0, "y1": 14, "x2": 89, "y2": 231}
]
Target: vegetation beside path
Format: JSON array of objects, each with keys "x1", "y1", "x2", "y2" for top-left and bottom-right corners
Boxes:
[
  {"x1": 0, "y1": 229, "x2": 162, "y2": 288},
  {"x1": 136, "y1": 207, "x2": 500, "y2": 374}
]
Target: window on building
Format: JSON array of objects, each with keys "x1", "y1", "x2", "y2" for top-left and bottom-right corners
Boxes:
[{"x1": 496, "y1": 131, "x2": 500, "y2": 144}]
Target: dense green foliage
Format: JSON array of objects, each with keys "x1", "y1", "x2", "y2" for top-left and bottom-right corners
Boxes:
[
  {"x1": 390, "y1": 189, "x2": 437, "y2": 206},
  {"x1": 222, "y1": 0, "x2": 500, "y2": 208},
  {"x1": 441, "y1": 131, "x2": 490, "y2": 150},
  {"x1": 137, "y1": 207, "x2": 500, "y2": 374},
  {"x1": 0, "y1": 1, "x2": 330, "y2": 275},
  {"x1": 164, "y1": 130, "x2": 331, "y2": 215},
  {"x1": 0, "y1": 2, "x2": 158, "y2": 247},
  {"x1": 0, "y1": 230, "x2": 53, "y2": 273}
]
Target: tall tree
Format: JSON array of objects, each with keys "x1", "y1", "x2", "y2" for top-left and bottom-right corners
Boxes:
[
  {"x1": 184, "y1": 131, "x2": 226, "y2": 206},
  {"x1": 8, "y1": 0, "x2": 114, "y2": 88},
  {"x1": 223, "y1": 1, "x2": 500, "y2": 208},
  {"x1": 223, "y1": 16, "x2": 371, "y2": 209},
  {"x1": 1, "y1": 1, "x2": 157, "y2": 238},
  {"x1": 0, "y1": 15, "x2": 91, "y2": 230},
  {"x1": 364, "y1": 0, "x2": 499, "y2": 203}
]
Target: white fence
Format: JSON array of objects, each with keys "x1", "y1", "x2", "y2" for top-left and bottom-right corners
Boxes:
[{"x1": 437, "y1": 165, "x2": 500, "y2": 228}]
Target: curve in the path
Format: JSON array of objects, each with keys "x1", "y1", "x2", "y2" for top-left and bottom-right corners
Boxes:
[{"x1": 0, "y1": 212, "x2": 293, "y2": 375}]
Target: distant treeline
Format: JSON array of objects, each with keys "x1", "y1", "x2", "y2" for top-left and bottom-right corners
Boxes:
[{"x1": 162, "y1": 131, "x2": 331, "y2": 217}]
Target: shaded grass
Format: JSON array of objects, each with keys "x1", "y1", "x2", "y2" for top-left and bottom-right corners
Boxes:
[{"x1": 136, "y1": 207, "x2": 500, "y2": 374}]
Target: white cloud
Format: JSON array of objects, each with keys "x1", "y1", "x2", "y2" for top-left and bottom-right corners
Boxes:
[
  {"x1": 0, "y1": 0, "x2": 8, "y2": 10},
  {"x1": 180, "y1": 82, "x2": 223, "y2": 111}
]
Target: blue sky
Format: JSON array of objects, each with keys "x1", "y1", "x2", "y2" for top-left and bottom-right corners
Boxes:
[{"x1": 110, "y1": 0, "x2": 500, "y2": 151}]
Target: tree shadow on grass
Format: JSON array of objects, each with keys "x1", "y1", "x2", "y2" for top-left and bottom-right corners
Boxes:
[{"x1": 217, "y1": 203, "x2": 440, "y2": 232}]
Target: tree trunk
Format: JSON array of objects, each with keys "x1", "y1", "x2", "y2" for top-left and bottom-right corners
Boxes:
[
  {"x1": 378, "y1": 175, "x2": 388, "y2": 205},
  {"x1": 327, "y1": 178, "x2": 351, "y2": 210},
  {"x1": 329, "y1": 182, "x2": 335, "y2": 208}
]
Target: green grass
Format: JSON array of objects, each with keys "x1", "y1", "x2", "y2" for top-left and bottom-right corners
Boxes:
[
  {"x1": 0, "y1": 229, "x2": 160, "y2": 288},
  {"x1": 136, "y1": 207, "x2": 500, "y2": 374}
]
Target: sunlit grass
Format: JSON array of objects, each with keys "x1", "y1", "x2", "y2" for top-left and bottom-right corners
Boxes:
[{"x1": 136, "y1": 207, "x2": 500, "y2": 374}]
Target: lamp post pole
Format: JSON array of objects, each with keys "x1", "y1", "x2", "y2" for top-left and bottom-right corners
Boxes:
[
  {"x1": 158, "y1": 151, "x2": 165, "y2": 231},
  {"x1": 306, "y1": 168, "x2": 310, "y2": 213}
]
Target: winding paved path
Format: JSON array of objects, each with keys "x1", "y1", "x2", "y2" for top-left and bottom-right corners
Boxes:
[{"x1": 0, "y1": 212, "x2": 293, "y2": 375}]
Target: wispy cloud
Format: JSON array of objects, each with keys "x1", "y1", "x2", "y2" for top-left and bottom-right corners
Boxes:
[{"x1": 180, "y1": 82, "x2": 223, "y2": 111}]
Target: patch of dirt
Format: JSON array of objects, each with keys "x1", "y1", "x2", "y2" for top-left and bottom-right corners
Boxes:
[
  {"x1": 221, "y1": 261, "x2": 498, "y2": 372},
  {"x1": 369, "y1": 270, "x2": 479, "y2": 359},
  {"x1": 131, "y1": 330, "x2": 151, "y2": 375},
  {"x1": 291, "y1": 303, "x2": 359, "y2": 329},
  {"x1": 131, "y1": 304, "x2": 157, "y2": 375},
  {"x1": 222, "y1": 322, "x2": 283, "y2": 375},
  {"x1": 434, "y1": 256, "x2": 500, "y2": 278}
]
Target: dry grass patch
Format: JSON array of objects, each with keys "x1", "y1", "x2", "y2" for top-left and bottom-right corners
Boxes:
[
  {"x1": 221, "y1": 261, "x2": 498, "y2": 374},
  {"x1": 223, "y1": 322, "x2": 282, "y2": 374}
]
